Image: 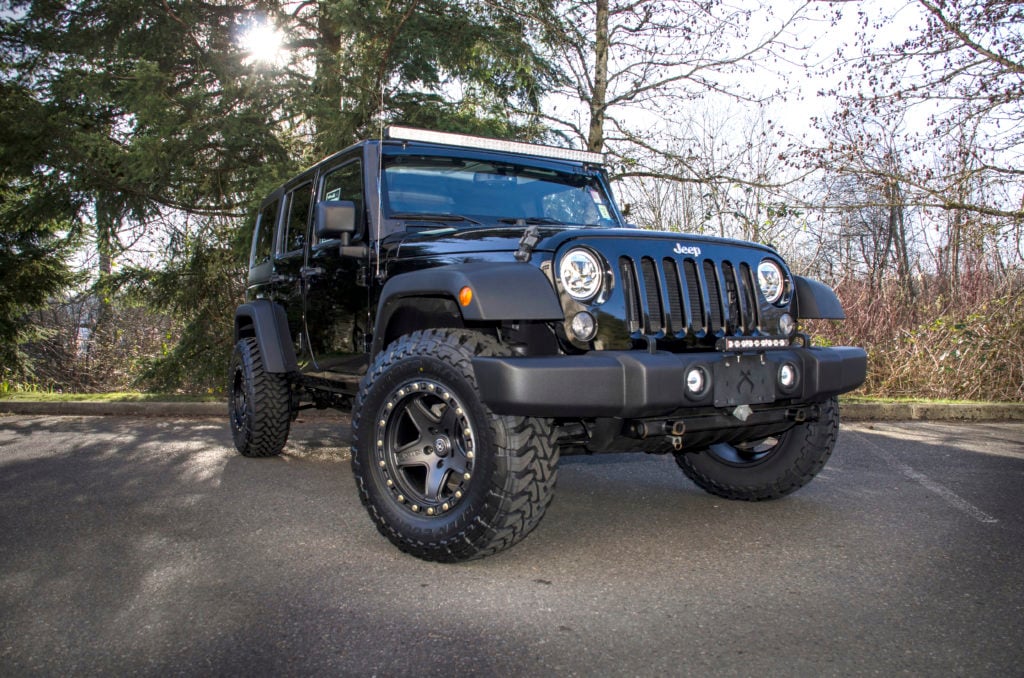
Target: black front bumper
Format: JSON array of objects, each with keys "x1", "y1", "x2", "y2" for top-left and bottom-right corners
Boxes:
[{"x1": 473, "y1": 346, "x2": 867, "y2": 418}]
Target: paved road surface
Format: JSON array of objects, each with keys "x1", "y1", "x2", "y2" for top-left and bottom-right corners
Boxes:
[{"x1": 1, "y1": 414, "x2": 1022, "y2": 676}]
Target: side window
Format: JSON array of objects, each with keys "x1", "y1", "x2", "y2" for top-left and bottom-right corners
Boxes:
[
  {"x1": 283, "y1": 182, "x2": 313, "y2": 254},
  {"x1": 319, "y1": 160, "x2": 364, "y2": 242},
  {"x1": 252, "y1": 200, "x2": 278, "y2": 266}
]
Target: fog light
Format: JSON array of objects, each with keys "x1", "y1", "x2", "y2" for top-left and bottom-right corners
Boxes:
[
  {"x1": 686, "y1": 368, "x2": 705, "y2": 395},
  {"x1": 570, "y1": 311, "x2": 597, "y2": 342},
  {"x1": 779, "y1": 363, "x2": 797, "y2": 389},
  {"x1": 779, "y1": 313, "x2": 795, "y2": 336}
]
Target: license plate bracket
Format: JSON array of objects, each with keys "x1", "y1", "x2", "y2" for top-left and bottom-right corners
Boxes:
[{"x1": 713, "y1": 359, "x2": 775, "y2": 408}]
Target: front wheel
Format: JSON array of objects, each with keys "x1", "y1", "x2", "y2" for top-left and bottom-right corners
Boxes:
[
  {"x1": 674, "y1": 398, "x2": 840, "y2": 501},
  {"x1": 351, "y1": 329, "x2": 558, "y2": 562}
]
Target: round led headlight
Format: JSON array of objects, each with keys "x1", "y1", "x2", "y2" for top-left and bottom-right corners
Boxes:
[
  {"x1": 757, "y1": 259, "x2": 786, "y2": 305},
  {"x1": 559, "y1": 248, "x2": 603, "y2": 301}
]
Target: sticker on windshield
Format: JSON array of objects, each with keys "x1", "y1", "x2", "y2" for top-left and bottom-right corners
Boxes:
[
  {"x1": 598, "y1": 205, "x2": 611, "y2": 219},
  {"x1": 590, "y1": 189, "x2": 605, "y2": 205}
]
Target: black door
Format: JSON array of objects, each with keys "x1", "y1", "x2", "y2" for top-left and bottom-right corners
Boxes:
[
  {"x1": 303, "y1": 156, "x2": 371, "y2": 376},
  {"x1": 274, "y1": 179, "x2": 314, "y2": 367}
]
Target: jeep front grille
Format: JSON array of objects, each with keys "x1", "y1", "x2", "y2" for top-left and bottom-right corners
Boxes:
[{"x1": 619, "y1": 256, "x2": 759, "y2": 337}]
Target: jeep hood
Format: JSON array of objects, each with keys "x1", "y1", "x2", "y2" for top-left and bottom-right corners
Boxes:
[{"x1": 387, "y1": 226, "x2": 779, "y2": 260}]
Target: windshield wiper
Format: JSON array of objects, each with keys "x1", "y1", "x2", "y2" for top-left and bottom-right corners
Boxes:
[
  {"x1": 390, "y1": 212, "x2": 483, "y2": 226},
  {"x1": 498, "y1": 216, "x2": 565, "y2": 225}
]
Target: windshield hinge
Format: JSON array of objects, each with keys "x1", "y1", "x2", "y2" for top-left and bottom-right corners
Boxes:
[{"x1": 514, "y1": 222, "x2": 541, "y2": 263}]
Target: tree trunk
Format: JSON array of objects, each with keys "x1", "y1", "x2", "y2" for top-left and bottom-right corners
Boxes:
[{"x1": 587, "y1": 0, "x2": 609, "y2": 154}]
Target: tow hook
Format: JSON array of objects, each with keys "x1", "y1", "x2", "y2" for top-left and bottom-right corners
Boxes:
[{"x1": 668, "y1": 420, "x2": 685, "y2": 451}]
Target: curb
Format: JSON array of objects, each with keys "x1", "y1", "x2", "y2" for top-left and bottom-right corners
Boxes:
[
  {"x1": 2, "y1": 400, "x2": 1022, "y2": 422},
  {"x1": 0, "y1": 401, "x2": 226, "y2": 418},
  {"x1": 840, "y1": 401, "x2": 1023, "y2": 422},
  {"x1": 0, "y1": 401, "x2": 347, "y2": 420}
]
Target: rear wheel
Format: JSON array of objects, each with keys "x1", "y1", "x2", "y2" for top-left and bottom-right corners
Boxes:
[
  {"x1": 674, "y1": 397, "x2": 840, "y2": 501},
  {"x1": 351, "y1": 329, "x2": 558, "y2": 562},
  {"x1": 228, "y1": 337, "x2": 292, "y2": 457}
]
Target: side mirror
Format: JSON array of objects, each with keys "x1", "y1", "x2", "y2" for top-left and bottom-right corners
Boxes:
[{"x1": 315, "y1": 200, "x2": 357, "y2": 243}]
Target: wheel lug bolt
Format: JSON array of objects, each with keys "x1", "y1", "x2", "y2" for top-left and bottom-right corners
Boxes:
[
  {"x1": 386, "y1": 479, "x2": 393, "y2": 487},
  {"x1": 426, "y1": 508, "x2": 434, "y2": 516},
  {"x1": 455, "y1": 491, "x2": 463, "y2": 499},
  {"x1": 442, "y1": 502, "x2": 450, "y2": 511},
  {"x1": 397, "y1": 494, "x2": 405, "y2": 502},
  {"x1": 378, "y1": 460, "x2": 385, "y2": 467},
  {"x1": 411, "y1": 504, "x2": 419, "y2": 512},
  {"x1": 463, "y1": 473, "x2": 471, "y2": 480},
  {"x1": 466, "y1": 451, "x2": 474, "y2": 460}
]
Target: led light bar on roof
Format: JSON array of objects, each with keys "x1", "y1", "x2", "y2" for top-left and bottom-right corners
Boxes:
[{"x1": 385, "y1": 126, "x2": 605, "y2": 165}]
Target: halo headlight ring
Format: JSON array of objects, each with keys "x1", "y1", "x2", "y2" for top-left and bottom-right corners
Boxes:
[
  {"x1": 757, "y1": 259, "x2": 788, "y2": 306},
  {"x1": 559, "y1": 248, "x2": 604, "y2": 302}
]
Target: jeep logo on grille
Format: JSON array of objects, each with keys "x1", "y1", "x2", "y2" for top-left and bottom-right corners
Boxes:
[{"x1": 673, "y1": 243, "x2": 702, "y2": 257}]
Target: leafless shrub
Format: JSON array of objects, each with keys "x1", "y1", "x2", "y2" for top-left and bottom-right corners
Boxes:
[{"x1": 810, "y1": 273, "x2": 1024, "y2": 401}]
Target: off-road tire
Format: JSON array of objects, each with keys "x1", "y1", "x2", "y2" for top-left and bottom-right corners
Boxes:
[
  {"x1": 228, "y1": 337, "x2": 291, "y2": 457},
  {"x1": 674, "y1": 397, "x2": 840, "y2": 501},
  {"x1": 351, "y1": 328, "x2": 558, "y2": 562}
]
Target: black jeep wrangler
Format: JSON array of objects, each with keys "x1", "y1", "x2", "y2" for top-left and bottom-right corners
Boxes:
[{"x1": 229, "y1": 127, "x2": 866, "y2": 562}]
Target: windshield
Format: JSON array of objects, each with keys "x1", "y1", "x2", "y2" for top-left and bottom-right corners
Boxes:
[{"x1": 381, "y1": 155, "x2": 620, "y2": 228}]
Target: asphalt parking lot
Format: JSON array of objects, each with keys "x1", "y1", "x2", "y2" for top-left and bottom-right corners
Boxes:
[{"x1": 1, "y1": 414, "x2": 1022, "y2": 676}]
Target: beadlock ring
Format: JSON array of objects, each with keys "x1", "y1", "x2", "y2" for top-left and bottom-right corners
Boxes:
[{"x1": 375, "y1": 378, "x2": 475, "y2": 516}]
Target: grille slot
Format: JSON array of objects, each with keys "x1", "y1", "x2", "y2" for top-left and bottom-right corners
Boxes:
[
  {"x1": 618, "y1": 254, "x2": 757, "y2": 341},
  {"x1": 683, "y1": 260, "x2": 702, "y2": 333},
  {"x1": 663, "y1": 258, "x2": 684, "y2": 334},
  {"x1": 619, "y1": 257, "x2": 642, "y2": 333},
  {"x1": 739, "y1": 262, "x2": 758, "y2": 331},
  {"x1": 722, "y1": 261, "x2": 740, "y2": 333},
  {"x1": 703, "y1": 260, "x2": 724, "y2": 333},
  {"x1": 639, "y1": 257, "x2": 662, "y2": 334}
]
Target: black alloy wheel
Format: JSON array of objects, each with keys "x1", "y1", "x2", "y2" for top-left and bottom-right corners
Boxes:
[
  {"x1": 351, "y1": 328, "x2": 558, "y2": 562},
  {"x1": 375, "y1": 377, "x2": 476, "y2": 517}
]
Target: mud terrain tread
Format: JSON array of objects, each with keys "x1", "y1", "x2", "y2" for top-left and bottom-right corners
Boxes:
[
  {"x1": 351, "y1": 329, "x2": 557, "y2": 562},
  {"x1": 230, "y1": 338, "x2": 291, "y2": 458},
  {"x1": 674, "y1": 397, "x2": 840, "y2": 501}
]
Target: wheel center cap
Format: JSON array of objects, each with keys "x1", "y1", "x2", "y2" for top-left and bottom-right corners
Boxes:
[{"x1": 433, "y1": 436, "x2": 451, "y2": 457}]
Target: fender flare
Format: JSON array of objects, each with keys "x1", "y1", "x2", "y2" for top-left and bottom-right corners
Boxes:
[
  {"x1": 372, "y1": 262, "x2": 564, "y2": 354},
  {"x1": 793, "y1": 276, "x2": 845, "y2": 320},
  {"x1": 234, "y1": 301, "x2": 299, "y2": 373}
]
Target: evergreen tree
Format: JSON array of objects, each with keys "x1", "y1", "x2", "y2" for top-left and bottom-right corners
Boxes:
[{"x1": 0, "y1": 0, "x2": 563, "y2": 391}]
